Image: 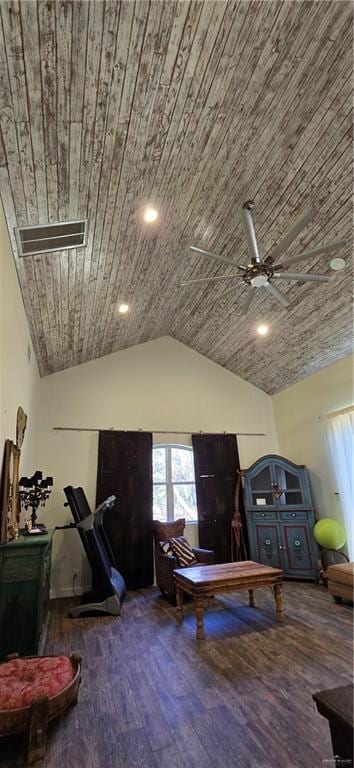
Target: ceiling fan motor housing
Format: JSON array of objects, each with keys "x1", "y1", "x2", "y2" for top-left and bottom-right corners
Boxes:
[{"x1": 243, "y1": 263, "x2": 273, "y2": 285}]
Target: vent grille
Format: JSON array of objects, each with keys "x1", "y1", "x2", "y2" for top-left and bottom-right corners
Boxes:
[{"x1": 15, "y1": 219, "x2": 87, "y2": 257}]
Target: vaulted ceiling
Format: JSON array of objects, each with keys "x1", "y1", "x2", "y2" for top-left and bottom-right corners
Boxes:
[{"x1": 0, "y1": 0, "x2": 352, "y2": 393}]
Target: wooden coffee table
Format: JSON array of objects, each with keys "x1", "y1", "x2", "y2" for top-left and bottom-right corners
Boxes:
[{"x1": 174, "y1": 560, "x2": 284, "y2": 640}]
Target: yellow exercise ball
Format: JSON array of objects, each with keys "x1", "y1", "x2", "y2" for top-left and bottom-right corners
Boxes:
[{"x1": 314, "y1": 518, "x2": 346, "y2": 550}]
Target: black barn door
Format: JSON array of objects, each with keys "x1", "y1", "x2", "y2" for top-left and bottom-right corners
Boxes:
[
  {"x1": 96, "y1": 431, "x2": 153, "y2": 589},
  {"x1": 192, "y1": 434, "x2": 239, "y2": 563}
]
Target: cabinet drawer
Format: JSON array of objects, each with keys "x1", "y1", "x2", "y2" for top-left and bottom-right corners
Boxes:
[
  {"x1": 279, "y1": 511, "x2": 308, "y2": 521},
  {"x1": 251, "y1": 511, "x2": 277, "y2": 521},
  {"x1": 0, "y1": 551, "x2": 42, "y2": 583}
]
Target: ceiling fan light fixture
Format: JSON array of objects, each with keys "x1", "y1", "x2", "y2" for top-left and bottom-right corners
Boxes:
[
  {"x1": 256, "y1": 324, "x2": 269, "y2": 336},
  {"x1": 330, "y1": 257, "x2": 345, "y2": 271},
  {"x1": 251, "y1": 274, "x2": 268, "y2": 288}
]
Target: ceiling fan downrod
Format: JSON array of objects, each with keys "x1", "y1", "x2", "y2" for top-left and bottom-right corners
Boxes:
[
  {"x1": 242, "y1": 201, "x2": 260, "y2": 265},
  {"x1": 241, "y1": 201, "x2": 270, "y2": 287}
]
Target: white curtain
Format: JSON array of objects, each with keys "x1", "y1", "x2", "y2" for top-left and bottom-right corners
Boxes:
[{"x1": 324, "y1": 408, "x2": 354, "y2": 560}]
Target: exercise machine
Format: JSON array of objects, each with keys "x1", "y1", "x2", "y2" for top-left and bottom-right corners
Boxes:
[{"x1": 61, "y1": 486, "x2": 126, "y2": 618}]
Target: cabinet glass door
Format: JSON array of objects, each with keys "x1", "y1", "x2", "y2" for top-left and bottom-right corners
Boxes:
[
  {"x1": 249, "y1": 465, "x2": 274, "y2": 507},
  {"x1": 273, "y1": 463, "x2": 304, "y2": 507}
]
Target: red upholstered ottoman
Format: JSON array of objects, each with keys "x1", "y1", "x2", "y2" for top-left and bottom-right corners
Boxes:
[{"x1": 0, "y1": 654, "x2": 81, "y2": 764}]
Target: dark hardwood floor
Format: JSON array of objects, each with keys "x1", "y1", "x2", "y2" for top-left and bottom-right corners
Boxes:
[{"x1": 1, "y1": 582, "x2": 352, "y2": 767}]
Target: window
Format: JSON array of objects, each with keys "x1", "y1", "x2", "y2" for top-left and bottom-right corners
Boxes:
[
  {"x1": 153, "y1": 445, "x2": 198, "y2": 523},
  {"x1": 323, "y1": 407, "x2": 354, "y2": 560}
]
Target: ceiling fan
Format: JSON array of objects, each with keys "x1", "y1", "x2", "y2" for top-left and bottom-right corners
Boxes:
[{"x1": 181, "y1": 202, "x2": 348, "y2": 314}]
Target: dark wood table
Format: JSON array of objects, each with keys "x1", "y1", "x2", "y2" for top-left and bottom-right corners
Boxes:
[
  {"x1": 174, "y1": 560, "x2": 284, "y2": 640},
  {"x1": 313, "y1": 683, "x2": 353, "y2": 766}
]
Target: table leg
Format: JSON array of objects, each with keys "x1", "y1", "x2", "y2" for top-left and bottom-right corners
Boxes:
[
  {"x1": 176, "y1": 585, "x2": 184, "y2": 616},
  {"x1": 274, "y1": 582, "x2": 285, "y2": 622},
  {"x1": 194, "y1": 598, "x2": 205, "y2": 641},
  {"x1": 248, "y1": 589, "x2": 256, "y2": 608}
]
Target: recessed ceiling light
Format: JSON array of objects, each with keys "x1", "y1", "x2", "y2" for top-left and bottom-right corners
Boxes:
[
  {"x1": 143, "y1": 207, "x2": 158, "y2": 223},
  {"x1": 330, "y1": 257, "x2": 345, "y2": 271},
  {"x1": 118, "y1": 303, "x2": 129, "y2": 314},
  {"x1": 256, "y1": 324, "x2": 269, "y2": 336}
]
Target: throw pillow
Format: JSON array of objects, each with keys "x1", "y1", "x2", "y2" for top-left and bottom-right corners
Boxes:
[
  {"x1": 159, "y1": 539, "x2": 174, "y2": 557},
  {"x1": 169, "y1": 536, "x2": 198, "y2": 567}
]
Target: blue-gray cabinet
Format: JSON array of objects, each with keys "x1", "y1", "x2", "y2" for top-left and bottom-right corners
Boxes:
[{"x1": 243, "y1": 455, "x2": 317, "y2": 580}]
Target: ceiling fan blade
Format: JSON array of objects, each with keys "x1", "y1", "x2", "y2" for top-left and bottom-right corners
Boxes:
[
  {"x1": 237, "y1": 287, "x2": 255, "y2": 315},
  {"x1": 266, "y1": 281, "x2": 290, "y2": 307},
  {"x1": 273, "y1": 271, "x2": 331, "y2": 283},
  {"x1": 180, "y1": 273, "x2": 243, "y2": 287},
  {"x1": 276, "y1": 238, "x2": 350, "y2": 269},
  {"x1": 190, "y1": 245, "x2": 238, "y2": 269},
  {"x1": 265, "y1": 208, "x2": 315, "y2": 264}
]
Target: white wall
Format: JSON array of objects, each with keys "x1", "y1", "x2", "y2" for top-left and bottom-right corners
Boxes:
[
  {"x1": 35, "y1": 336, "x2": 278, "y2": 595},
  {"x1": 272, "y1": 355, "x2": 353, "y2": 534},
  {"x1": 0, "y1": 202, "x2": 40, "y2": 474}
]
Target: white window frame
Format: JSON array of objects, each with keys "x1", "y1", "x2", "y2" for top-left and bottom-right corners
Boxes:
[{"x1": 153, "y1": 444, "x2": 197, "y2": 523}]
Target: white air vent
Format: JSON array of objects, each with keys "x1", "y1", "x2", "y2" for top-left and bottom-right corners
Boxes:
[{"x1": 15, "y1": 219, "x2": 87, "y2": 257}]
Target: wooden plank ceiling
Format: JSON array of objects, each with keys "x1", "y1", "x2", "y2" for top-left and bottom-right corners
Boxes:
[{"x1": 0, "y1": 0, "x2": 352, "y2": 394}]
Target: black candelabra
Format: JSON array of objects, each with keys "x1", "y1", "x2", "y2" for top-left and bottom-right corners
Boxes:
[{"x1": 19, "y1": 471, "x2": 53, "y2": 527}]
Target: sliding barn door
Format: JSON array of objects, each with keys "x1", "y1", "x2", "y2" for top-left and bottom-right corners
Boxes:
[
  {"x1": 96, "y1": 431, "x2": 153, "y2": 589},
  {"x1": 192, "y1": 434, "x2": 240, "y2": 563}
]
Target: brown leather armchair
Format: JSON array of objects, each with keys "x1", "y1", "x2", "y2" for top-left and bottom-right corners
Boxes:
[{"x1": 153, "y1": 518, "x2": 214, "y2": 599}]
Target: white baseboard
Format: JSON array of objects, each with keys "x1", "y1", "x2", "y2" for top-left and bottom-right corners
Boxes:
[{"x1": 50, "y1": 584, "x2": 91, "y2": 599}]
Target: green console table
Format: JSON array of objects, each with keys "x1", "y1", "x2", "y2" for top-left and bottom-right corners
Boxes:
[{"x1": 0, "y1": 530, "x2": 53, "y2": 659}]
